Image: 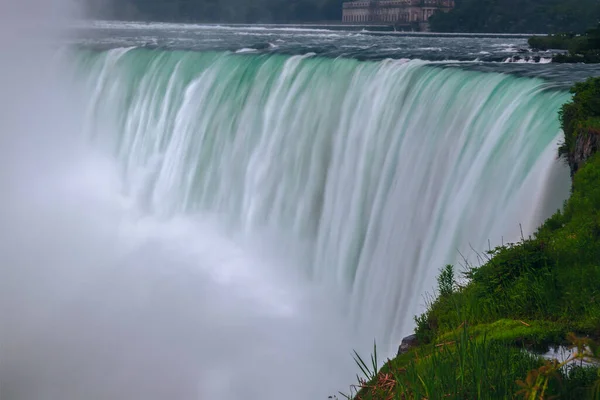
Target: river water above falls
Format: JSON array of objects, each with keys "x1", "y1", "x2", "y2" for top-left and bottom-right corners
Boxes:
[{"x1": 1, "y1": 21, "x2": 595, "y2": 400}]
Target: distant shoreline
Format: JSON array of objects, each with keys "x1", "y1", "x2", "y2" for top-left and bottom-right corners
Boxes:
[{"x1": 80, "y1": 19, "x2": 545, "y2": 38}]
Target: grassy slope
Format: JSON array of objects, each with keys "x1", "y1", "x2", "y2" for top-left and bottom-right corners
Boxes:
[{"x1": 346, "y1": 77, "x2": 600, "y2": 400}]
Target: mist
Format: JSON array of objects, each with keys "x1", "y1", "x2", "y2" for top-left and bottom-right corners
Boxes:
[{"x1": 0, "y1": 1, "x2": 365, "y2": 399}]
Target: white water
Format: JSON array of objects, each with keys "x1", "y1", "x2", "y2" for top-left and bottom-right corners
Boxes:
[{"x1": 0, "y1": 4, "x2": 571, "y2": 400}]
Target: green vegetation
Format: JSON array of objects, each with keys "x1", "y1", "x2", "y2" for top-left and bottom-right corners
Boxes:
[
  {"x1": 435, "y1": 319, "x2": 565, "y2": 347},
  {"x1": 528, "y1": 25, "x2": 600, "y2": 63},
  {"x1": 343, "y1": 329, "x2": 599, "y2": 399},
  {"x1": 94, "y1": 0, "x2": 345, "y2": 23},
  {"x1": 559, "y1": 77, "x2": 600, "y2": 172},
  {"x1": 343, "y1": 77, "x2": 600, "y2": 399},
  {"x1": 528, "y1": 34, "x2": 586, "y2": 51},
  {"x1": 95, "y1": 0, "x2": 600, "y2": 30},
  {"x1": 430, "y1": 0, "x2": 600, "y2": 34}
]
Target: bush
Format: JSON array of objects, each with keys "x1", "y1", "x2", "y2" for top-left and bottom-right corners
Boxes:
[{"x1": 437, "y1": 264, "x2": 455, "y2": 297}]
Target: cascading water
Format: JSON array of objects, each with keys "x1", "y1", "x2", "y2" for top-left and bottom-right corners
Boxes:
[
  {"x1": 74, "y1": 48, "x2": 570, "y2": 347},
  {"x1": 1, "y1": 36, "x2": 571, "y2": 398}
]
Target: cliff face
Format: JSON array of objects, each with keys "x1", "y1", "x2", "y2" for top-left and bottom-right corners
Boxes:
[
  {"x1": 566, "y1": 122, "x2": 600, "y2": 176},
  {"x1": 559, "y1": 77, "x2": 600, "y2": 177}
]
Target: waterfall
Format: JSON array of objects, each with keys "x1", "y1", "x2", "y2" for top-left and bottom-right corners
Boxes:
[
  {"x1": 0, "y1": 42, "x2": 572, "y2": 399},
  {"x1": 73, "y1": 48, "x2": 571, "y2": 349}
]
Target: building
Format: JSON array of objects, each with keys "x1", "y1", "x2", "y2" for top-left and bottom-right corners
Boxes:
[{"x1": 342, "y1": 0, "x2": 454, "y2": 31}]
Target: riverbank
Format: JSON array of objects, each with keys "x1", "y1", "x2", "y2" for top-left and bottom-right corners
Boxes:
[
  {"x1": 528, "y1": 25, "x2": 600, "y2": 64},
  {"x1": 344, "y1": 77, "x2": 600, "y2": 400}
]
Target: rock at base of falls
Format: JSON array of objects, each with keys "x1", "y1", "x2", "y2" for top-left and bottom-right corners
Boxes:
[{"x1": 397, "y1": 334, "x2": 419, "y2": 357}]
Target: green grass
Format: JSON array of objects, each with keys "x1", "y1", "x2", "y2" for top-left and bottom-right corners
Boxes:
[
  {"x1": 348, "y1": 327, "x2": 600, "y2": 400},
  {"x1": 346, "y1": 327, "x2": 600, "y2": 400},
  {"x1": 436, "y1": 319, "x2": 565, "y2": 349}
]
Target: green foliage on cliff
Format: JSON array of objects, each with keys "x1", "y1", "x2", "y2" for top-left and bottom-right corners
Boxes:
[
  {"x1": 347, "y1": 76, "x2": 600, "y2": 400},
  {"x1": 559, "y1": 77, "x2": 600, "y2": 166},
  {"x1": 429, "y1": 0, "x2": 600, "y2": 34}
]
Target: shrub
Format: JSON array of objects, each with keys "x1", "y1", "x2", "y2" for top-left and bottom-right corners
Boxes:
[{"x1": 437, "y1": 264, "x2": 454, "y2": 297}]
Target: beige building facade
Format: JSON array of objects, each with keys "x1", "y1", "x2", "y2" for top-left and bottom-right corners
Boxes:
[{"x1": 342, "y1": 0, "x2": 454, "y2": 29}]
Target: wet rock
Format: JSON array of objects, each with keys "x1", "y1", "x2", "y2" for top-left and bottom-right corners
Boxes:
[
  {"x1": 397, "y1": 334, "x2": 419, "y2": 356},
  {"x1": 568, "y1": 126, "x2": 600, "y2": 177},
  {"x1": 251, "y1": 42, "x2": 271, "y2": 50}
]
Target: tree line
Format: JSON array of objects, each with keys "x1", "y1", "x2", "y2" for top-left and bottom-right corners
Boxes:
[
  {"x1": 99, "y1": 0, "x2": 345, "y2": 23},
  {"x1": 429, "y1": 0, "x2": 600, "y2": 34},
  {"x1": 528, "y1": 24, "x2": 600, "y2": 63},
  {"x1": 96, "y1": 0, "x2": 599, "y2": 33}
]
